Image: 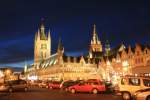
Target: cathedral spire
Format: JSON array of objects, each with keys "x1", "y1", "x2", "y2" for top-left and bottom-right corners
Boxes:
[
  {"x1": 48, "y1": 29, "x2": 51, "y2": 40},
  {"x1": 57, "y1": 34, "x2": 64, "y2": 52},
  {"x1": 57, "y1": 35, "x2": 64, "y2": 52},
  {"x1": 93, "y1": 24, "x2": 96, "y2": 35}
]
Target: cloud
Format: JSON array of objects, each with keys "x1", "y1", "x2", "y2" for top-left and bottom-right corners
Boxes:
[{"x1": 0, "y1": 36, "x2": 34, "y2": 64}]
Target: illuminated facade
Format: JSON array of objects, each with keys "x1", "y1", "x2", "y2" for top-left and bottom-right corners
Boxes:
[
  {"x1": 26, "y1": 23, "x2": 101, "y2": 81},
  {"x1": 26, "y1": 22, "x2": 150, "y2": 81}
]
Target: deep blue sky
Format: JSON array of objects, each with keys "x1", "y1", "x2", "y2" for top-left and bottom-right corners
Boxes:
[{"x1": 0, "y1": 0, "x2": 150, "y2": 68}]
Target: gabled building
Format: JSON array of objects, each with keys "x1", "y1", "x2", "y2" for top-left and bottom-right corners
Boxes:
[{"x1": 99, "y1": 43, "x2": 150, "y2": 79}]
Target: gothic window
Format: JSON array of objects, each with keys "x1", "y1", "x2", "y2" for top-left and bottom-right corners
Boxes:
[{"x1": 41, "y1": 44, "x2": 47, "y2": 49}]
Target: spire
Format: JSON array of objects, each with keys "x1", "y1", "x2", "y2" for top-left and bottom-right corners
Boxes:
[
  {"x1": 48, "y1": 29, "x2": 51, "y2": 41},
  {"x1": 36, "y1": 29, "x2": 40, "y2": 40},
  {"x1": 93, "y1": 24, "x2": 96, "y2": 35},
  {"x1": 34, "y1": 32, "x2": 37, "y2": 41},
  {"x1": 57, "y1": 34, "x2": 64, "y2": 52},
  {"x1": 92, "y1": 24, "x2": 100, "y2": 44},
  {"x1": 80, "y1": 56, "x2": 85, "y2": 64},
  {"x1": 89, "y1": 24, "x2": 102, "y2": 53}
]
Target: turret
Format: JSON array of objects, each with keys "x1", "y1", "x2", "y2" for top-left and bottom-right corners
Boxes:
[
  {"x1": 57, "y1": 35, "x2": 64, "y2": 55},
  {"x1": 48, "y1": 29, "x2": 51, "y2": 56}
]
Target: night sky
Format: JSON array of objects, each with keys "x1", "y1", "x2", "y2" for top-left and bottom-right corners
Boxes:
[{"x1": 0, "y1": 0, "x2": 150, "y2": 68}]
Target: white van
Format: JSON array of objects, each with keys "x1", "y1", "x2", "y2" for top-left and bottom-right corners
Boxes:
[{"x1": 115, "y1": 76, "x2": 150, "y2": 100}]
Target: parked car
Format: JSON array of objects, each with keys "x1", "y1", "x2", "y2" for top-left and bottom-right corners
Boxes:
[
  {"x1": 68, "y1": 79, "x2": 106, "y2": 94},
  {"x1": 0, "y1": 80, "x2": 28, "y2": 92},
  {"x1": 60, "y1": 80, "x2": 82, "y2": 91},
  {"x1": 133, "y1": 88, "x2": 150, "y2": 100},
  {"x1": 48, "y1": 81, "x2": 62, "y2": 89},
  {"x1": 114, "y1": 76, "x2": 150, "y2": 100}
]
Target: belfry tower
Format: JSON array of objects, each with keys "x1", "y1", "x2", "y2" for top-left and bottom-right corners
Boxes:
[
  {"x1": 34, "y1": 21, "x2": 51, "y2": 69},
  {"x1": 89, "y1": 24, "x2": 102, "y2": 58}
]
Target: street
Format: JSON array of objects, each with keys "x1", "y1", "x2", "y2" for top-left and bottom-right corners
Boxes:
[{"x1": 0, "y1": 88, "x2": 122, "y2": 100}]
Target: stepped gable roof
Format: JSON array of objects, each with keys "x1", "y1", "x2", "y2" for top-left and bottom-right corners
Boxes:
[
  {"x1": 130, "y1": 43, "x2": 150, "y2": 53},
  {"x1": 106, "y1": 43, "x2": 150, "y2": 61},
  {"x1": 140, "y1": 43, "x2": 150, "y2": 51}
]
